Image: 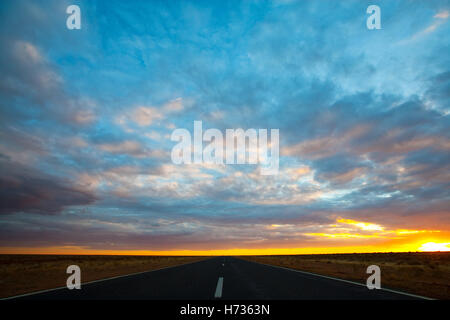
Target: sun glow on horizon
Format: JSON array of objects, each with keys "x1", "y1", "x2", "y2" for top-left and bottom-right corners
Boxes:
[
  {"x1": 1, "y1": 220, "x2": 448, "y2": 256},
  {"x1": 418, "y1": 242, "x2": 450, "y2": 252}
]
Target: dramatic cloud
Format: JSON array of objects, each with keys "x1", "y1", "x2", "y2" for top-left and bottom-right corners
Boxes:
[
  {"x1": 0, "y1": 160, "x2": 96, "y2": 215},
  {"x1": 0, "y1": 0, "x2": 448, "y2": 253}
]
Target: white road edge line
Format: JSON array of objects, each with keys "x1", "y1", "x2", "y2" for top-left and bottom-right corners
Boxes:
[
  {"x1": 1, "y1": 257, "x2": 215, "y2": 300},
  {"x1": 214, "y1": 277, "x2": 224, "y2": 298},
  {"x1": 239, "y1": 258, "x2": 434, "y2": 300}
]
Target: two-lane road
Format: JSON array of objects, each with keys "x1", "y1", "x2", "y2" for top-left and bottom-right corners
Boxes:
[{"x1": 10, "y1": 257, "x2": 426, "y2": 300}]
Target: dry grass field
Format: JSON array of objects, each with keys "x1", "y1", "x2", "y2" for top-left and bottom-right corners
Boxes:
[
  {"x1": 241, "y1": 252, "x2": 450, "y2": 299},
  {"x1": 0, "y1": 255, "x2": 207, "y2": 298}
]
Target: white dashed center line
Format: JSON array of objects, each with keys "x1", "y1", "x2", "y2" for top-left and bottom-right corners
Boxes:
[{"x1": 214, "y1": 277, "x2": 223, "y2": 298}]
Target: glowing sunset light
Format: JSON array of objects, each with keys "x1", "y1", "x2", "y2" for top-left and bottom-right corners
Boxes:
[
  {"x1": 418, "y1": 242, "x2": 450, "y2": 252},
  {"x1": 305, "y1": 233, "x2": 381, "y2": 239},
  {"x1": 337, "y1": 218, "x2": 384, "y2": 231},
  {"x1": 394, "y1": 229, "x2": 440, "y2": 235}
]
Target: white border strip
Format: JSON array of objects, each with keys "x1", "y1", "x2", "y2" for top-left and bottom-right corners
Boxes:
[
  {"x1": 238, "y1": 258, "x2": 434, "y2": 300},
  {"x1": 1, "y1": 257, "x2": 213, "y2": 300}
]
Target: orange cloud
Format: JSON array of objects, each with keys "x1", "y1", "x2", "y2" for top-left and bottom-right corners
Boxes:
[
  {"x1": 304, "y1": 218, "x2": 442, "y2": 244},
  {"x1": 337, "y1": 218, "x2": 384, "y2": 231}
]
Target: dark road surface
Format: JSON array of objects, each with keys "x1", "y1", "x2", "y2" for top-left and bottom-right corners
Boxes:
[{"x1": 10, "y1": 257, "x2": 426, "y2": 300}]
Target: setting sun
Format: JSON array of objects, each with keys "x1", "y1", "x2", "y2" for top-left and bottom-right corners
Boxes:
[{"x1": 418, "y1": 242, "x2": 450, "y2": 252}]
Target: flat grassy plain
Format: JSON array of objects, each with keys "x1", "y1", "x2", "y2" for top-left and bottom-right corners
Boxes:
[
  {"x1": 241, "y1": 252, "x2": 450, "y2": 299},
  {"x1": 0, "y1": 255, "x2": 207, "y2": 298}
]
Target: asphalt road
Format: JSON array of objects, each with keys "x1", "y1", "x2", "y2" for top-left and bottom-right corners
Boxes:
[{"x1": 12, "y1": 257, "x2": 424, "y2": 300}]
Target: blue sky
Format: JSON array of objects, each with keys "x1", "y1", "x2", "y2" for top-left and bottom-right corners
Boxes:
[{"x1": 0, "y1": 0, "x2": 449, "y2": 253}]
